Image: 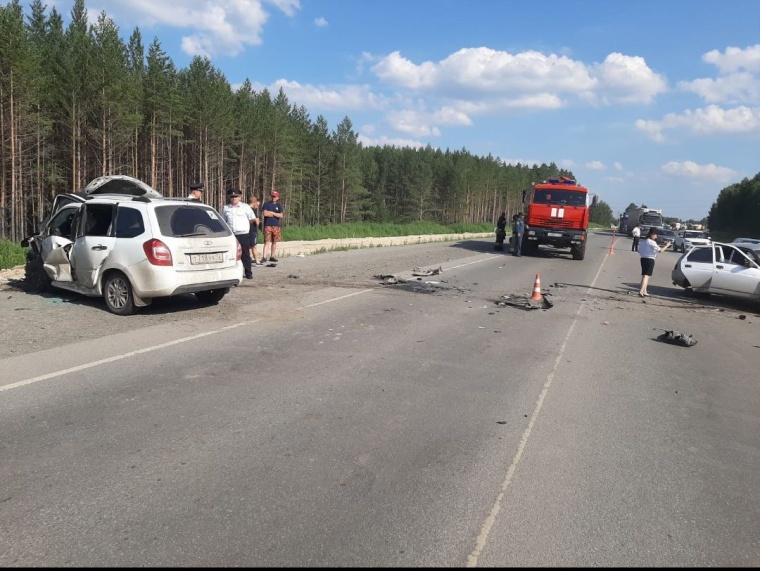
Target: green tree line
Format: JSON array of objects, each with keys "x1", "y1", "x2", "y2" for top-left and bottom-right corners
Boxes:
[
  {"x1": 0, "y1": 0, "x2": 575, "y2": 243},
  {"x1": 708, "y1": 172, "x2": 760, "y2": 238}
]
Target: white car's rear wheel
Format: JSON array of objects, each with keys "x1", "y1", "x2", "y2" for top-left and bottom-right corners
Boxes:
[{"x1": 104, "y1": 272, "x2": 135, "y2": 315}]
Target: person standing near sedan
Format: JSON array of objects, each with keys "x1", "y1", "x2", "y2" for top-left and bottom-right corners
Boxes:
[
  {"x1": 261, "y1": 190, "x2": 284, "y2": 262},
  {"x1": 631, "y1": 224, "x2": 641, "y2": 252},
  {"x1": 638, "y1": 227, "x2": 672, "y2": 297},
  {"x1": 248, "y1": 195, "x2": 263, "y2": 266},
  {"x1": 223, "y1": 188, "x2": 255, "y2": 279}
]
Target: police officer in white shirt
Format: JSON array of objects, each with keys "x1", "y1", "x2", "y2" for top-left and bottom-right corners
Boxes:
[
  {"x1": 188, "y1": 182, "x2": 204, "y2": 201},
  {"x1": 222, "y1": 188, "x2": 255, "y2": 279}
]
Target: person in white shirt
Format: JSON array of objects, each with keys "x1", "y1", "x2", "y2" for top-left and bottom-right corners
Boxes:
[
  {"x1": 222, "y1": 188, "x2": 255, "y2": 279},
  {"x1": 638, "y1": 227, "x2": 671, "y2": 297},
  {"x1": 188, "y1": 182, "x2": 204, "y2": 201},
  {"x1": 631, "y1": 224, "x2": 641, "y2": 251}
]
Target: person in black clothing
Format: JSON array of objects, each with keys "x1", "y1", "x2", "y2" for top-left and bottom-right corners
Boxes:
[{"x1": 495, "y1": 212, "x2": 507, "y2": 250}]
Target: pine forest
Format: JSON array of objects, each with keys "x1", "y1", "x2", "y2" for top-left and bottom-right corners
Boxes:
[{"x1": 0, "y1": 0, "x2": 578, "y2": 243}]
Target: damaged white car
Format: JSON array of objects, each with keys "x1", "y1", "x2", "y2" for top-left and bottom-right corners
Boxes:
[
  {"x1": 671, "y1": 242, "x2": 760, "y2": 301},
  {"x1": 22, "y1": 175, "x2": 243, "y2": 315}
]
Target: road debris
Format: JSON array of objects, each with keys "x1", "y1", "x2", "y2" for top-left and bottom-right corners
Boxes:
[
  {"x1": 496, "y1": 293, "x2": 554, "y2": 310},
  {"x1": 411, "y1": 266, "x2": 443, "y2": 276},
  {"x1": 654, "y1": 328, "x2": 697, "y2": 347},
  {"x1": 375, "y1": 274, "x2": 409, "y2": 285}
]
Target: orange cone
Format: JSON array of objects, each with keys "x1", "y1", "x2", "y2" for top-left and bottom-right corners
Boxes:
[{"x1": 530, "y1": 274, "x2": 542, "y2": 301}]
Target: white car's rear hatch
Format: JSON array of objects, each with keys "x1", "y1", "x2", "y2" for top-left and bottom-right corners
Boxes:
[{"x1": 152, "y1": 203, "x2": 239, "y2": 271}]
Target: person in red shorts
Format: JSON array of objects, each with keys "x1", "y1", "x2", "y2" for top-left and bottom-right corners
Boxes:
[{"x1": 261, "y1": 191, "x2": 284, "y2": 262}]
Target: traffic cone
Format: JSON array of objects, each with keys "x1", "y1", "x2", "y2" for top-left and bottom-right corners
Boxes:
[{"x1": 530, "y1": 274, "x2": 542, "y2": 301}]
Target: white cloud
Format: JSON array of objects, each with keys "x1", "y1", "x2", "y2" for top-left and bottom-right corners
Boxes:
[
  {"x1": 679, "y1": 45, "x2": 760, "y2": 105},
  {"x1": 268, "y1": 80, "x2": 387, "y2": 111},
  {"x1": 613, "y1": 162, "x2": 623, "y2": 171},
  {"x1": 82, "y1": 0, "x2": 301, "y2": 57},
  {"x1": 636, "y1": 105, "x2": 760, "y2": 141},
  {"x1": 590, "y1": 53, "x2": 668, "y2": 104},
  {"x1": 702, "y1": 44, "x2": 760, "y2": 73},
  {"x1": 386, "y1": 110, "x2": 442, "y2": 137},
  {"x1": 661, "y1": 160, "x2": 739, "y2": 182},
  {"x1": 586, "y1": 160, "x2": 605, "y2": 170},
  {"x1": 605, "y1": 176, "x2": 624, "y2": 183},
  {"x1": 370, "y1": 47, "x2": 666, "y2": 109},
  {"x1": 314, "y1": 16, "x2": 328, "y2": 27}
]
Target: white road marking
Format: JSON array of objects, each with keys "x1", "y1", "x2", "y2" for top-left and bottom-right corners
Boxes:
[
  {"x1": 1, "y1": 255, "x2": 502, "y2": 393},
  {"x1": 3, "y1": 286, "x2": 386, "y2": 392},
  {"x1": 1, "y1": 321, "x2": 256, "y2": 392},
  {"x1": 466, "y1": 252, "x2": 610, "y2": 567}
]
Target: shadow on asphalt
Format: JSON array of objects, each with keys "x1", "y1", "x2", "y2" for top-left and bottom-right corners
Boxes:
[{"x1": 8, "y1": 277, "x2": 222, "y2": 316}]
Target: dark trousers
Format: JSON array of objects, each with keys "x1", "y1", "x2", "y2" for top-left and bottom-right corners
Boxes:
[
  {"x1": 235, "y1": 233, "x2": 253, "y2": 278},
  {"x1": 632, "y1": 236, "x2": 640, "y2": 251}
]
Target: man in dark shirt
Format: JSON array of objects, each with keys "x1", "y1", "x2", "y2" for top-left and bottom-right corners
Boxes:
[{"x1": 261, "y1": 191, "x2": 284, "y2": 262}]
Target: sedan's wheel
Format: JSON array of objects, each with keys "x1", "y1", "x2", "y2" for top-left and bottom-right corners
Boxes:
[
  {"x1": 103, "y1": 272, "x2": 135, "y2": 315},
  {"x1": 195, "y1": 289, "x2": 227, "y2": 304}
]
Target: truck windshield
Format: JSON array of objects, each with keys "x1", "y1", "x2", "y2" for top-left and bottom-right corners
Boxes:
[
  {"x1": 532, "y1": 189, "x2": 586, "y2": 206},
  {"x1": 641, "y1": 213, "x2": 663, "y2": 226}
]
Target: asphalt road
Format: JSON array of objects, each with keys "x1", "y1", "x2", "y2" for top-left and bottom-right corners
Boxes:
[{"x1": 1, "y1": 232, "x2": 759, "y2": 566}]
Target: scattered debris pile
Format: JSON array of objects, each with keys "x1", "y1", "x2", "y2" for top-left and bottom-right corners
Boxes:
[
  {"x1": 496, "y1": 293, "x2": 554, "y2": 310},
  {"x1": 654, "y1": 328, "x2": 697, "y2": 347}
]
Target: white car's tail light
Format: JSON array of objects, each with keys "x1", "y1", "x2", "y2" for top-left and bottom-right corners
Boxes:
[
  {"x1": 236, "y1": 242, "x2": 242, "y2": 261},
  {"x1": 143, "y1": 239, "x2": 173, "y2": 266}
]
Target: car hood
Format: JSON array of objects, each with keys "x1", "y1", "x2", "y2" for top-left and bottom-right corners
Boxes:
[{"x1": 84, "y1": 175, "x2": 162, "y2": 198}]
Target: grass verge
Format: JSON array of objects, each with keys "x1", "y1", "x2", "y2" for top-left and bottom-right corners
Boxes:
[{"x1": 0, "y1": 240, "x2": 26, "y2": 270}]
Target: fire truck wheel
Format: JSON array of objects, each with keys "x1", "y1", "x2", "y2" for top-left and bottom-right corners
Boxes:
[{"x1": 571, "y1": 241, "x2": 587, "y2": 260}]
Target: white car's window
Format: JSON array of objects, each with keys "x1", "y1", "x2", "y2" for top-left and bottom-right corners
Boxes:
[
  {"x1": 49, "y1": 209, "x2": 77, "y2": 239},
  {"x1": 723, "y1": 246, "x2": 754, "y2": 267},
  {"x1": 687, "y1": 247, "x2": 713, "y2": 263},
  {"x1": 155, "y1": 204, "x2": 231, "y2": 237},
  {"x1": 84, "y1": 204, "x2": 115, "y2": 237},
  {"x1": 114, "y1": 207, "x2": 145, "y2": 239}
]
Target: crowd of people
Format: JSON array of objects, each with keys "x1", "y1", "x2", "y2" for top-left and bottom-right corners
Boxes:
[{"x1": 187, "y1": 182, "x2": 284, "y2": 280}]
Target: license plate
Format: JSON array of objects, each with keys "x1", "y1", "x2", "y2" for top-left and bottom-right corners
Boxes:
[
  {"x1": 190, "y1": 253, "x2": 224, "y2": 264},
  {"x1": 547, "y1": 232, "x2": 562, "y2": 237}
]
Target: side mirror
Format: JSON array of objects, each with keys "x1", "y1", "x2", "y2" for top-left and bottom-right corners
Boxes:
[
  {"x1": 521, "y1": 189, "x2": 527, "y2": 204},
  {"x1": 20, "y1": 238, "x2": 29, "y2": 248},
  {"x1": 591, "y1": 195, "x2": 599, "y2": 206}
]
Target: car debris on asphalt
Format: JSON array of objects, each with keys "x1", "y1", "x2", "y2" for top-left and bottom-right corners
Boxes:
[
  {"x1": 496, "y1": 293, "x2": 554, "y2": 310},
  {"x1": 654, "y1": 328, "x2": 698, "y2": 347},
  {"x1": 375, "y1": 274, "x2": 407, "y2": 285},
  {"x1": 411, "y1": 267, "x2": 443, "y2": 276}
]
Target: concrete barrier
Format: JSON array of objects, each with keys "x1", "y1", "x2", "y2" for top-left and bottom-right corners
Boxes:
[{"x1": 270, "y1": 232, "x2": 494, "y2": 258}]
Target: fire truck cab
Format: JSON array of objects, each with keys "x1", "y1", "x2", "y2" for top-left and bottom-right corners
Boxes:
[{"x1": 521, "y1": 177, "x2": 595, "y2": 260}]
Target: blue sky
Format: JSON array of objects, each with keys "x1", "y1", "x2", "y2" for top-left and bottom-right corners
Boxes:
[{"x1": 35, "y1": 0, "x2": 760, "y2": 221}]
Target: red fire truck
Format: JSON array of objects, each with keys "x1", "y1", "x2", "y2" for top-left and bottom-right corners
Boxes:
[{"x1": 521, "y1": 177, "x2": 596, "y2": 260}]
